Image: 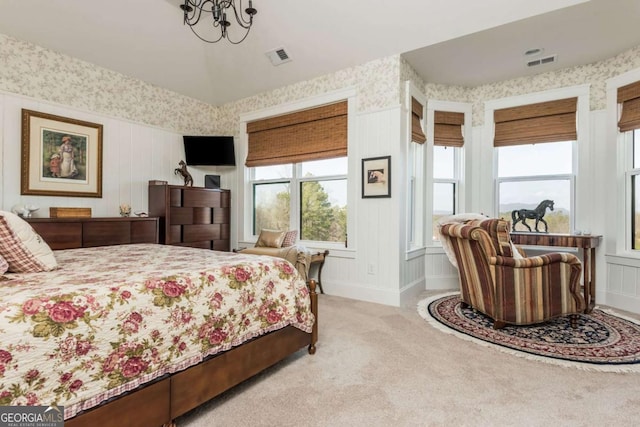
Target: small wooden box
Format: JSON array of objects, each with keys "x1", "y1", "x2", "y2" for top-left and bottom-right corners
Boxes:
[{"x1": 49, "y1": 207, "x2": 92, "y2": 218}]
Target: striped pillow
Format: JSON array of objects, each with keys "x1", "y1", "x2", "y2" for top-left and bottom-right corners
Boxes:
[
  {"x1": 0, "y1": 211, "x2": 57, "y2": 273},
  {"x1": 281, "y1": 230, "x2": 298, "y2": 247}
]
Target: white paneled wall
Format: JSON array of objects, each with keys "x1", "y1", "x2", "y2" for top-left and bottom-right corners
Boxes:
[
  {"x1": 0, "y1": 91, "x2": 186, "y2": 216},
  {"x1": 290, "y1": 105, "x2": 405, "y2": 306},
  {"x1": 606, "y1": 258, "x2": 640, "y2": 313},
  {"x1": 424, "y1": 250, "x2": 458, "y2": 290}
]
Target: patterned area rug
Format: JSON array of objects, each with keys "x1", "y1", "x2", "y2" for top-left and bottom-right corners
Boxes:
[{"x1": 417, "y1": 293, "x2": 640, "y2": 372}]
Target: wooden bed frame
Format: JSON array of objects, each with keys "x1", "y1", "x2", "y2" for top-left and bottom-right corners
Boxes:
[{"x1": 27, "y1": 217, "x2": 318, "y2": 427}]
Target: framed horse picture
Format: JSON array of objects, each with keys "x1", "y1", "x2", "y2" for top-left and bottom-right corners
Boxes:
[
  {"x1": 362, "y1": 156, "x2": 391, "y2": 198},
  {"x1": 21, "y1": 109, "x2": 103, "y2": 198}
]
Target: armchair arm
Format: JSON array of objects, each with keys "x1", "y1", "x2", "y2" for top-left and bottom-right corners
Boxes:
[
  {"x1": 491, "y1": 252, "x2": 581, "y2": 268},
  {"x1": 489, "y1": 252, "x2": 584, "y2": 324}
]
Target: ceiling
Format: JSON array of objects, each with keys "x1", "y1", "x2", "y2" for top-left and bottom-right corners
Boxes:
[{"x1": 0, "y1": 0, "x2": 638, "y2": 107}]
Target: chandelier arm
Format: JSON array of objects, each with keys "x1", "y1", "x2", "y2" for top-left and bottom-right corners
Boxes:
[
  {"x1": 226, "y1": 25, "x2": 252, "y2": 45},
  {"x1": 189, "y1": 24, "x2": 224, "y2": 43},
  {"x1": 182, "y1": 0, "x2": 212, "y2": 26},
  {"x1": 229, "y1": 1, "x2": 252, "y2": 28}
]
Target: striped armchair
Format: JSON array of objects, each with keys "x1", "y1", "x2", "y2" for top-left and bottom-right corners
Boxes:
[{"x1": 439, "y1": 218, "x2": 584, "y2": 329}]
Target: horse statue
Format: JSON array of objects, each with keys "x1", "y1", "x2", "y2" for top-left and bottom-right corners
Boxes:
[
  {"x1": 511, "y1": 199, "x2": 554, "y2": 233},
  {"x1": 174, "y1": 160, "x2": 193, "y2": 186}
]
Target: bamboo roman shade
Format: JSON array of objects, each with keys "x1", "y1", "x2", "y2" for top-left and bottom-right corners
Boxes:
[
  {"x1": 411, "y1": 97, "x2": 426, "y2": 144},
  {"x1": 245, "y1": 101, "x2": 348, "y2": 167},
  {"x1": 618, "y1": 81, "x2": 640, "y2": 132},
  {"x1": 493, "y1": 97, "x2": 578, "y2": 147},
  {"x1": 434, "y1": 111, "x2": 464, "y2": 147}
]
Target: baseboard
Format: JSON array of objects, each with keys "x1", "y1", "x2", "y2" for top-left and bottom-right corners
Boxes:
[
  {"x1": 321, "y1": 280, "x2": 402, "y2": 307},
  {"x1": 399, "y1": 278, "x2": 426, "y2": 307},
  {"x1": 425, "y1": 275, "x2": 458, "y2": 290}
]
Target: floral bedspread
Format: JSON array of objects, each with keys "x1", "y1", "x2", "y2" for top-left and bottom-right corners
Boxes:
[{"x1": 0, "y1": 244, "x2": 314, "y2": 419}]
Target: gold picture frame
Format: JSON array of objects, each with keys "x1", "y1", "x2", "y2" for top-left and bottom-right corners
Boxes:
[{"x1": 21, "y1": 109, "x2": 103, "y2": 198}]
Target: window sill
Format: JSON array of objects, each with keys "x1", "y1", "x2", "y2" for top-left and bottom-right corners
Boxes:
[
  {"x1": 238, "y1": 240, "x2": 354, "y2": 259},
  {"x1": 405, "y1": 247, "x2": 426, "y2": 260},
  {"x1": 606, "y1": 253, "x2": 640, "y2": 267}
]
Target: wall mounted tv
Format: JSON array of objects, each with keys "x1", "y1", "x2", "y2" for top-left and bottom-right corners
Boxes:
[{"x1": 183, "y1": 136, "x2": 236, "y2": 166}]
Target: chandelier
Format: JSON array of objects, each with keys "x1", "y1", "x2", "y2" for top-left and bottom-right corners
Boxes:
[{"x1": 180, "y1": 0, "x2": 257, "y2": 44}]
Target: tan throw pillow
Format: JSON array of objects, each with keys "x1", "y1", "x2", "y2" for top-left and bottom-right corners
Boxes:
[
  {"x1": 256, "y1": 229, "x2": 286, "y2": 248},
  {"x1": 0, "y1": 210, "x2": 58, "y2": 272}
]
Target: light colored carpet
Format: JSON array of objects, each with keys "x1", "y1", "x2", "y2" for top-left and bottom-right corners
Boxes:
[{"x1": 178, "y1": 291, "x2": 640, "y2": 427}]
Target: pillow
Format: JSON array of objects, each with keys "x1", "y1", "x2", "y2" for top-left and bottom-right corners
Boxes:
[
  {"x1": 281, "y1": 230, "x2": 298, "y2": 247},
  {"x1": 255, "y1": 229, "x2": 287, "y2": 248},
  {"x1": 0, "y1": 210, "x2": 57, "y2": 272},
  {"x1": 0, "y1": 255, "x2": 7, "y2": 275},
  {"x1": 510, "y1": 242, "x2": 524, "y2": 259}
]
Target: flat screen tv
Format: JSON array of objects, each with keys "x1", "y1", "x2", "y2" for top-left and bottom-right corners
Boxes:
[{"x1": 183, "y1": 136, "x2": 236, "y2": 166}]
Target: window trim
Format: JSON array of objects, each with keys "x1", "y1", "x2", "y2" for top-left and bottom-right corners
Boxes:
[{"x1": 405, "y1": 81, "x2": 426, "y2": 253}]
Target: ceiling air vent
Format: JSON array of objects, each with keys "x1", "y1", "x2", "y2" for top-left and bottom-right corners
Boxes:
[
  {"x1": 266, "y1": 48, "x2": 292, "y2": 66},
  {"x1": 526, "y1": 54, "x2": 557, "y2": 68}
]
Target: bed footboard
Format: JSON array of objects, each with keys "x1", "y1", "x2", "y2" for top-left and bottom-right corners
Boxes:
[{"x1": 66, "y1": 280, "x2": 319, "y2": 427}]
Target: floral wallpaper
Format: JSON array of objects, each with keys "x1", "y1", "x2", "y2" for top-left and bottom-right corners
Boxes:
[
  {"x1": 399, "y1": 58, "x2": 426, "y2": 102},
  {"x1": 216, "y1": 55, "x2": 402, "y2": 136},
  {"x1": 422, "y1": 44, "x2": 640, "y2": 126},
  {"x1": 0, "y1": 33, "x2": 218, "y2": 135},
  {"x1": 2, "y1": 28, "x2": 640, "y2": 136}
]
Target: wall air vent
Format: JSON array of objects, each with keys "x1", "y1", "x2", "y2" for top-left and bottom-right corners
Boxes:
[
  {"x1": 526, "y1": 54, "x2": 557, "y2": 68},
  {"x1": 265, "y1": 48, "x2": 292, "y2": 66}
]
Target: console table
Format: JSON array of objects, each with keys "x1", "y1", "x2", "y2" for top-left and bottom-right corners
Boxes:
[{"x1": 510, "y1": 232, "x2": 602, "y2": 313}]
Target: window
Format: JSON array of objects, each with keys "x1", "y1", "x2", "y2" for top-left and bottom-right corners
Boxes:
[
  {"x1": 629, "y1": 130, "x2": 640, "y2": 249},
  {"x1": 430, "y1": 107, "x2": 466, "y2": 242},
  {"x1": 432, "y1": 145, "x2": 458, "y2": 240},
  {"x1": 616, "y1": 78, "x2": 640, "y2": 251},
  {"x1": 496, "y1": 141, "x2": 574, "y2": 233},
  {"x1": 251, "y1": 157, "x2": 347, "y2": 243}
]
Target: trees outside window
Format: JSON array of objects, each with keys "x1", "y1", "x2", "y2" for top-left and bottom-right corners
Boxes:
[{"x1": 251, "y1": 157, "x2": 347, "y2": 243}]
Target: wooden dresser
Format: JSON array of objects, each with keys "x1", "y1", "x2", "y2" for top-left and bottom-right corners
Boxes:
[
  {"x1": 148, "y1": 183, "x2": 231, "y2": 251},
  {"x1": 27, "y1": 217, "x2": 159, "y2": 250}
]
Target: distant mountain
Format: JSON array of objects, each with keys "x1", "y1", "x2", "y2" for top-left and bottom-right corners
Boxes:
[
  {"x1": 434, "y1": 204, "x2": 569, "y2": 216},
  {"x1": 499, "y1": 203, "x2": 569, "y2": 215}
]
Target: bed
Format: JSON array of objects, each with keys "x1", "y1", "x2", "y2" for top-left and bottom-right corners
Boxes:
[{"x1": 0, "y1": 215, "x2": 318, "y2": 427}]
